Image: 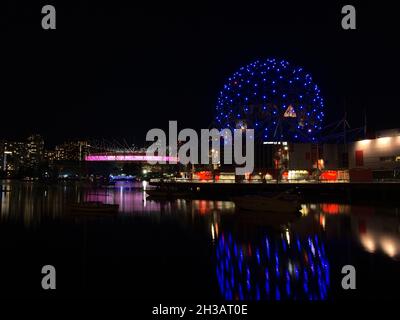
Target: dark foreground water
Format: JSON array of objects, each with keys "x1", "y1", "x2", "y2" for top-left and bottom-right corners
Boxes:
[{"x1": 0, "y1": 180, "x2": 399, "y2": 300}]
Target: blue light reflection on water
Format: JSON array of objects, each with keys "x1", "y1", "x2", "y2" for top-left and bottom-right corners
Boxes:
[{"x1": 216, "y1": 230, "x2": 330, "y2": 301}]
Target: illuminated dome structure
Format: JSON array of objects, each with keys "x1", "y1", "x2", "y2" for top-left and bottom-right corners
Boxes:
[{"x1": 215, "y1": 58, "x2": 325, "y2": 142}]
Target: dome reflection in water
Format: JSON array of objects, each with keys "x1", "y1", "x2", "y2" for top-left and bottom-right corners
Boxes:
[{"x1": 215, "y1": 230, "x2": 329, "y2": 301}]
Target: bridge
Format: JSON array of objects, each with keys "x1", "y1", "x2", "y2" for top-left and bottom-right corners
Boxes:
[{"x1": 85, "y1": 153, "x2": 178, "y2": 163}]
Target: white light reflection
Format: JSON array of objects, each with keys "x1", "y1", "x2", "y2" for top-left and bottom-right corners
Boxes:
[
  {"x1": 300, "y1": 204, "x2": 309, "y2": 216},
  {"x1": 380, "y1": 238, "x2": 397, "y2": 258},
  {"x1": 211, "y1": 223, "x2": 215, "y2": 240},
  {"x1": 360, "y1": 234, "x2": 376, "y2": 253},
  {"x1": 285, "y1": 228, "x2": 291, "y2": 246}
]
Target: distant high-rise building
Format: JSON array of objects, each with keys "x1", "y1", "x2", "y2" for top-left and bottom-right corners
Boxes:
[
  {"x1": 44, "y1": 150, "x2": 56, "y2": 162},
  {"x1": 52, "y1": 140, "x2": 89, "y2": 161},
  {"x1": 1, "y1": 136, "x2": 90, "y2": 175},
  {"x1": 54, "y1": 145, "x2": 66, "y2": 161},
  {"x1": 26, "y1": 134, "x2": 44, "y2": 167},
  {"x1": 1, "y1": 140, "x2": 28, "y2": 172}
]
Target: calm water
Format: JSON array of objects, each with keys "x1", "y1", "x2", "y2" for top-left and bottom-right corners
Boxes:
[{"x1": 1, "y1": 180, "x2": 400, "y2": 300}]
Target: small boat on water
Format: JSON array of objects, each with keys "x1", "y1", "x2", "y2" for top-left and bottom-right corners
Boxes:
[
  {"x1": 69, "y1": 201, "x2": 119, "y2": 214},
  {"x1": 146, "y1": 189, "x2": 191, "y2": 199},
  {"x1": 232, "y1": 191, "x2": 300, "y2": 213}
]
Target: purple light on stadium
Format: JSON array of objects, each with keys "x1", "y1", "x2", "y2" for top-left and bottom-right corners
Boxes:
[{"x1": 85, "y1": 154, "x2": 179, "y2": 162}]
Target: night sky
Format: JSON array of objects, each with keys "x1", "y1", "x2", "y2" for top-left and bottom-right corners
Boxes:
[{"x1": 2, "y1": 1, "x2": 399, "y2": 147}]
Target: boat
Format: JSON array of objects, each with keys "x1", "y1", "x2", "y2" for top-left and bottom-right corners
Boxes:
[
  {"x1": 145, "y1": 188, "x2": 191, "y2": 199},
  {"x1": 69, "y1": 201, "x2": 119, "y2": 214},
  {"x1": 232, "y1": 192, "x2": 300, "y2": 213}
]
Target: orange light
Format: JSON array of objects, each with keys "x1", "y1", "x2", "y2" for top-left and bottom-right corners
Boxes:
[
  {"x1": 319, "y1": 215, "x2": 326, "y2": 228},
  {"x1": 321, "y1": 203, "x2": 340, "y2": 214},
  {"x1": 197, "y1": 171, "x2": 213, "y2": 180},
  {"x1": 320, "y1": 170, "x2": 338, "y2": 181},
  {"x1": 199, "y1": 200, "x2": 208, "y2": 215}
]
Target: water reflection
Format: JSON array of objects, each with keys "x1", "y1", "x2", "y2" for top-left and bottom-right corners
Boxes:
[
  {"x1": 1, "y1": 181, "x2": 400, "y2": 262},
  {"x1": 0, "y1": 180, "x2": 65, "y2": 227},
  {"x1": 352, "y1": 211, "x2": 400, "y2": 259},
  {"x1": 1, "y1": 180, "x2": 400, "y2": 300},
  {"x1": 215, "y1": 230, "x2": 330, "y2": 300},
  {"x1": 0, "y1": 180, "x2": 236, "y2": 226},
  {"x1": 299, "y1": 203, "x2": 400, "y2": 260}
]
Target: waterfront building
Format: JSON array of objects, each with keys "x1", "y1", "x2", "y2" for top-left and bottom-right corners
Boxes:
[
  {"x1": 184, "y1": 128, "x2": 400, "y2": 183},
  {"x1": 260, "y1": 129, "x2": 400, "y2": 181},
  {"x1": 348, "y1": 129, "x2": 400, "y2": 179}
]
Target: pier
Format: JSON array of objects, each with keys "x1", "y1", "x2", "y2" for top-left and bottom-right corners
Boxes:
[{"x1": 150, "y1": 180, "x2": 400, "y2": 203}]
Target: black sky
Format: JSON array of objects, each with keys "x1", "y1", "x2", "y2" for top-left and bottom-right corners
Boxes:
[{"x1": 2, "y1": 1, "x2": 399, "y2": 146}]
